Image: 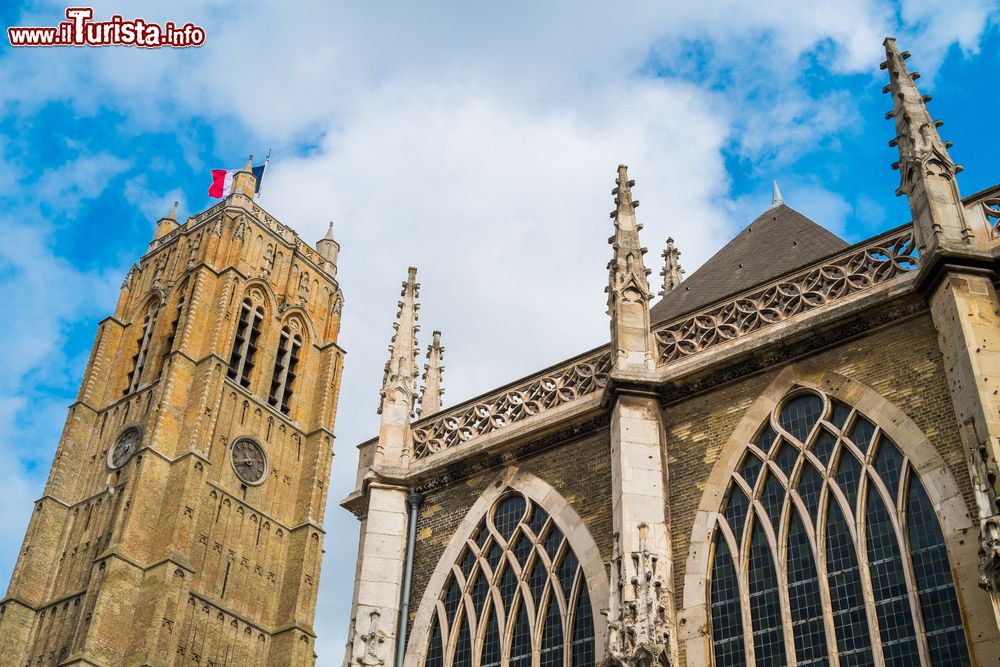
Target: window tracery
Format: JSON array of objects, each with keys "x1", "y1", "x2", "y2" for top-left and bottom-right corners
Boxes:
[
  {"x1": 423, "y1": 492, "x2": 595, "y2": 667},
  {"x1": 708, "y1": 389, "x2": 970, "y2": 666}
]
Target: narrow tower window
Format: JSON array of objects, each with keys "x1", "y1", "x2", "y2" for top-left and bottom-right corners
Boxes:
[
  {"x1": 227, "y1": 298, "x2": 264, "y2": 389},
  {"x1": 268, "y1": 326, "x2": 302, "y2": 415},
  {"x1": 155, "y1": 291, "x2": 187, "y2": 381},
  {"x1": 124, "y1": 303, "x2": 159, "y2": 395}
]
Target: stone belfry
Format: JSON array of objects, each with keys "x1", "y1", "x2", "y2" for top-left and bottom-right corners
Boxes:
[{"x1": 0, "y1": 160, "x2": 346, "y2": 666}]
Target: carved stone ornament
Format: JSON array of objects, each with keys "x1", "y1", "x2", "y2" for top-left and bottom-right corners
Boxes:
[
  {"x1": 979, "y1": 517, "x2": 1000, "y2": 591},
  {"x1": 247, "y1": 287, "x2": 265, "y2": 306},
  {"x1": 412, "y1": 351, "x2": 611, "y2": 458},
  {"x1": 261, "y1": 244, "x2": 275, "y2": 278},
  {"x1": 983, "y1": 199, "x2": 1000, "y2": 239},
  {"x1": 353, "y1": 610, "x2": 388, "y2": 666},
  {"x1": 654, "y1": 227, "x2": 918, "y2": 364},
  {"x1": 603, "y1": 527, "x2": 671, "y2": 666}
]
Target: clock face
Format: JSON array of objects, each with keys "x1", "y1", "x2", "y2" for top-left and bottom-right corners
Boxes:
[
  {"x1": 230, "y1": 438, "x2": 267, "y2": 485},
  {"x1": 109, "y1": 428, "x2": 141, "y2": 469}
]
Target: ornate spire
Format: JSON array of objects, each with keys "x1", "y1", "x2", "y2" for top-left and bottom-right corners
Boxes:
[
  {"x1": 770, "y1": 180, "x2": 783, "y2": 208},
  {"x1": 606, "y1": 164, "x2": 654, "y2": 374},
  {"x1": 658, "y1": 237, "x2": 684, "y2": 296},
  {"x1": 379, "y1": 267, "x2": 420, "y2": 418},
  {"x1": 882, "y1": 37, "x2": 972, "y2": 254},
  {"x1": 418, "y1": 331, "x2": 445, "y2": 417},
  {"x1": 317, "y1": 221, "x2": 341, "y2": 276}
]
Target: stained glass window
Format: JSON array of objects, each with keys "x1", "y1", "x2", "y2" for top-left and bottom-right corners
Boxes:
[
  {"x1": 422, "y1": 491, "x2": 595, "y2": 666},
  {"x1": 708, "y1": 389, "x2": 971, "y2": 666}
]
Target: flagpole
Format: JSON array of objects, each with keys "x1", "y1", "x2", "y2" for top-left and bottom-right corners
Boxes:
[{"x1": 257, "y1": 147, "x2": 271, "y2": 201}]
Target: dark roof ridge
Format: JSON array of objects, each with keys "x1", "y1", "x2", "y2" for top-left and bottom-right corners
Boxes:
[{"x1": 650, "y1": 202, "x2": 848, "y2": 323}]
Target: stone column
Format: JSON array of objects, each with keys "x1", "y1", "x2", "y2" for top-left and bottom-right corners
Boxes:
[
  {"x1": 344, "y1": 267, "x2": 421, "y2": 666},
  {"x1": 603, "y1": 165, "x2": 675, "y2": 666},
  {"x1": 883, "y1": 38, "x2": 1000, "y2": 649}
]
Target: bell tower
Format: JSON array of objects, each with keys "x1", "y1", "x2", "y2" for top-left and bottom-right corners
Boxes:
[{"x1": 0, "y1": 162, "x2": 346, "y2": 666}]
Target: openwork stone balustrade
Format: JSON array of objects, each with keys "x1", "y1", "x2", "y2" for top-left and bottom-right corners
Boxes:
[
  {"x1": 411, "y1": 225, "x2": 920, "y2": 460},
  {"x1": 654, "y1": 226, "x2": 919, "y2": 364}
]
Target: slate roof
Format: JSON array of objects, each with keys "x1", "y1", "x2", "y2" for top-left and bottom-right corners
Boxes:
[{"x1": 650, "y1": 203, "x2": 848, "y2": 323}]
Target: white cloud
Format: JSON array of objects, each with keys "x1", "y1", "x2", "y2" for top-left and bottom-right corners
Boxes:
[{"x1": 0, "y1": 1, "x2": 996, "y2": 664}]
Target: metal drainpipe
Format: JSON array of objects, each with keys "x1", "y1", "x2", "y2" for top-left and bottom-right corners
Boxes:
[{"x1": 396, "y1": 490, "x2": 424, "y2": 667}]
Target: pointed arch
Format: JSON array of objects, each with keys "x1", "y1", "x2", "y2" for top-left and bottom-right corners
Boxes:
[
  {"x1": 239, "y1": 278, "x2": 278, "y2": 319},
  {"x1": 680, "y1": 362, "x2": 980, "y2": 666},
  {"x1": 404, "y1": 467, "x2": 608, "y2": 667}
]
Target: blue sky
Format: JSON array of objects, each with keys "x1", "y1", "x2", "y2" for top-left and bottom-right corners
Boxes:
[{"x1": 0, "y1": 1, "x2": 997, "y2": 662}]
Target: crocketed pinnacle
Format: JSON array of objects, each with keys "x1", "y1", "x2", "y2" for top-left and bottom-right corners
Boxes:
[
  {"x1": 419, "y1": 331, "x2": 445, "y2": 418},
  {"x1": 659, "y1": 237, "x2": 684, "y2": 296},
  {"x1": 378, "y1": 267, "x2": 420, "y2": 417},
  {"x1": 882, "y1": 37, "x2": 971, "y2": 251},
  {"x1": 883, "y1": 38, "x2": 959, "y2": 186},
  {"x1": 606, "y1": 164, "x2": 655, "y2": 373}
]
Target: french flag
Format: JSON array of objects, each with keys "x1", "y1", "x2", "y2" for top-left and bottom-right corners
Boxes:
[{"x1": 208, "y1": 163, "x2": 266, "y2": 198}]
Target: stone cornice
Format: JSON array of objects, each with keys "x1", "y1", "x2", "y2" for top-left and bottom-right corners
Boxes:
[{"x1": 143, "y1": 194, "x2": 339, "y2": 284}]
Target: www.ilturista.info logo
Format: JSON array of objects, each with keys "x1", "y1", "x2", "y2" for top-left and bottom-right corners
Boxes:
[{"x1": 8, "y1": 7, "x2": 206, "y2": 48}]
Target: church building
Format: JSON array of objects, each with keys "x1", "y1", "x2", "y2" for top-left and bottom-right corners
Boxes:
[
  {"x1": 0, "y1": 162, "x2": 346, "y2": 665},
  {"x1": 342, "y1": 39, "x2": 1000, "y2": 667}
]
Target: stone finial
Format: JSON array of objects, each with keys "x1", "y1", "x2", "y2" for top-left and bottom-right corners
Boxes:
[
  {"x1": 378, "y1": 267, "x2": 420, "y2": 418},
  {"x1": 418, "y1": 331, "x2": 445, "y2": 418},
  {"x1": 606, "y1": 164, "x2": 655, "y2": 374},
  {"x1": 770, "y1": 180, "x2": 783, "y2": 208},
  {"x1": 882, "y1": 37, "x2": 972, "y2": 253},
  {"x1": 659, "y1": 237, "x2": 684, "y2": 296},
  {"x1": 317, "y1": 221, "x2": 341, "y2": 276},
  {"x1": 230, "y1": 155, "x2": 257, "y2": 198}
]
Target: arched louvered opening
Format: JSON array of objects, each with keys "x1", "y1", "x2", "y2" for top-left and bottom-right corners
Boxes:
[
  {"x1": 708, "y1": 389, "x2": 971, "y2": 666},
  {"x1": 227, "y1": 298, "x2": 264, "y2": 389},
  {"x1": 156, "y1": 283, "x2": 188, "y2": 381},
  {"x1": 124, "y1": 300, "x2": 160, "y2": 395},
  {"x1": 268, "y1": 325, "x2": 302, "y2": 415},
  {"x1": 423, "y1": 492, "x2": 595, "y2": 667}
]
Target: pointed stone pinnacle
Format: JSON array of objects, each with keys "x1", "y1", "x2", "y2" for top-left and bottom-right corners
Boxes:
[
  {"x1": 883, "y1": 37, "x2": 955, "y2": 169},
  {"x1": 324, "y1": 221, "x2": 335, "y2": 240},
  {"x1": 165, "y1": 201, "x2": 178, "y2": 221},
  {"x1": 882, "y1": 37, "x2": 971, "y2": 253},
  {"x1": 659, "y1": 237, "x2": 685, "y2": 296},
  {"x1": 419, "y1": 330, "x2": 445, "y2": 418},
  {"x1": 378, "y1": 266, "x2": 420, "y2": 417},
  {"x1": 607, "y1": 163, "x2": 655, "y2": 374},
  {"x1": 770, "y1": 181, "x2": 783, "y2": 208}
]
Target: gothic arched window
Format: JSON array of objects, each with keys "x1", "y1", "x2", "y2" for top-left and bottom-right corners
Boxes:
[
  {"x1": 709, "y1": 389, "x2": 970, "y2": 667},
  {"x1": 424, "y1": 492, "x2": 595, "y2": 667},
  {"x1": 124, "y1": 300, "x2": 160, "y2": 395},
  {"x1": 268, "y1": 326, "x2": 302, "y2": 415},
  {"x1": 227, "y1": 297, "x2": 264, "y2": 389}
]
